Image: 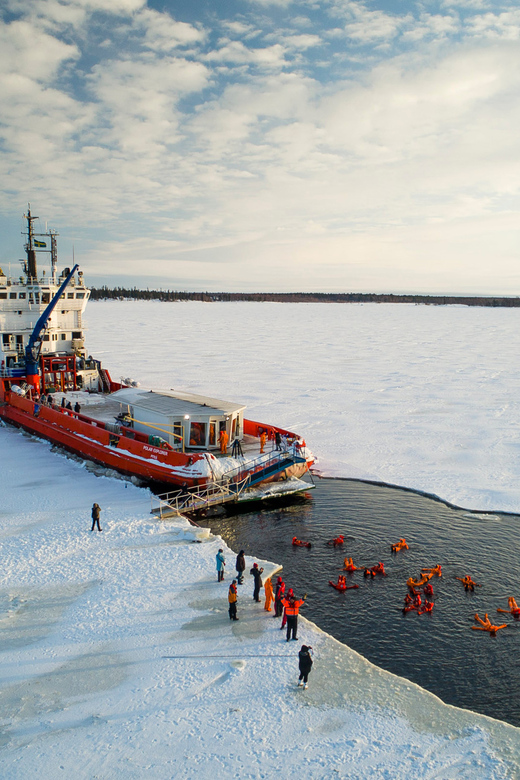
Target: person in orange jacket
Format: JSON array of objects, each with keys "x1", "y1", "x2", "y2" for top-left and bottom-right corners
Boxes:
[
  {"x1": 228, "y1": 580, "x2": 239, "y2": 621},
  {"x1": 281, "y1": 592, "x2": 306, "y2": 641},
  {"x1": 264, "y1": 577, "x2": 274, "y2": 611},
  {"x1": 219, "y1": 429, "x2": 229, "y2": 454},
  {"x1": 260, "y1": 430, "x2": 267, "y2": 453}
]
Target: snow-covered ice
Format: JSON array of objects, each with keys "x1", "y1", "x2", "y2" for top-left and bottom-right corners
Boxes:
[{"x1": 1, "y1": 301, "x2": 520, "y2": 778}]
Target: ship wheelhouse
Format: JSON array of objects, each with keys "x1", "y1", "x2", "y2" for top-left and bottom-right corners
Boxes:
[{"x1": 111, "y1": 387, "x2": 245, "y2": 452}]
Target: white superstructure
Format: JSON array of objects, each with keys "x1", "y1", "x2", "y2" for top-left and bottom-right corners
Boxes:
[{"x1": 0, "y1": 208, "x2": 99, "y2": 391}]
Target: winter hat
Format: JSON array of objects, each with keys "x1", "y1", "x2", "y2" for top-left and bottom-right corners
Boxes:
[
  {"x1": 288, "y1": 588, "x2": 294, "y2": 596},
  {"x1": 277, "y1": 576, "x2": 282, "y2": 582},
  {"x1": 239, "y1": 550, "x2": 244, "y2": 555},
  {"x1": 253, "y1": 563, "x2": 258, "y2": 568},
  {"x1": 218, "y1": 548, "x2": 223, "y2": 552},
  {"x1": 300, "y1": 645, "x2": 308, "y2": 652}
]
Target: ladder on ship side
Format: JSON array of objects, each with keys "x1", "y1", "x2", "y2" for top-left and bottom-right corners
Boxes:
[
  {"x1": 151, "y1": 476, "x2": 251, "y2": 518},
  {"x1": 151, "y1": 451, "x2": 308, "y2": 518}
]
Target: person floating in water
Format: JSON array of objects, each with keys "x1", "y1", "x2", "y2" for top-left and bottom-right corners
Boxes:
[
  {"x1": 472, "y1": 613, "x2": 507, "y2": 636},
  {"x1": 456, "y1": 575, "x2": 481, "y2": 592},
  {"x1": 343, "y1": 557, "x2": 359, "y2": 572},
  {"x1": 497, "y1": 597, "x2": 520, "y2": 618},
  {"x1": 365, "y1": 562, "x2": 387, "y2": 577},
  {"x1": 391, "y1": 538, "x2": 408, "y2": 553},
  {"x1": 327, "y1": 535, "x2": 344, "y2": 547},
  {"x1": 292, "y1": 537, "x2": 312, "y2": 548},
  {"x1": 421, "y1": 565, "x2": 442, "y2": 578}
]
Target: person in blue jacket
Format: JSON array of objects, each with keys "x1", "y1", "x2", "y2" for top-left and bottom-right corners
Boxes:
[{"x1": 216, "y1": 549, "x2": 226, "y2": 582}]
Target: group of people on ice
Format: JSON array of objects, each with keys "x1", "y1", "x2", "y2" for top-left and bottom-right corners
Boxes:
[{"x1": 215, "y1": 546, "x2": 313, "y2": 687}]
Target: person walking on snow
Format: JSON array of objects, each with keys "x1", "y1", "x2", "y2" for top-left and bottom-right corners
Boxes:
[
  {"x1": 228, "y1": 580, "x2": 239, "y2": 620},
  {"x1": 282, "y1": 593, "x2": 306, "y2": 641},
  {"x1": 236, "y1": 550, "x2": 246, "y2": 584},
  {"x1": 90, "y1": 503, "x2": 102, "y2": 532},
  {"x1": 298, "y1": 645, "x2": 313, "y2": 689},
  {"x1": 250, "y1": 562, "x2": 264, "y2": 602},
  {"x1": 264, "y1": 577, "x2": 274, "y2": 611},
  {"x1": 216, "y1": 549, "x2": 226, "y2": 582}
]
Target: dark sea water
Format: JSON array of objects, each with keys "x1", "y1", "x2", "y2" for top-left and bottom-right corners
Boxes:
[{"x1": 197, "y1": 477, "x2": 520, "y2": 727}]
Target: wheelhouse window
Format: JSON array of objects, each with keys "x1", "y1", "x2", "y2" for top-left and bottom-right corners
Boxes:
[{"x1": 189, "y1": 422, "x2": 206, "y2": 447}]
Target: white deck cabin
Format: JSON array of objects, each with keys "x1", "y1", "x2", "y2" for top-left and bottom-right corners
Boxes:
[{"x1": 111, "y1": 387, "x2": 246, "y2": 451}]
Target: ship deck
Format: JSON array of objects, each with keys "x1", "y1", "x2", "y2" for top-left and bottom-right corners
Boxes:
[{"x1": 54, "y1": 390, "x2": 271, "y2": 458}]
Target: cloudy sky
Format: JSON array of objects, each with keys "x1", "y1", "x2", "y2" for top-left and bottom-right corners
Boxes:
[{"x1": 0, "y1": 0, "x2": 519, "y2": 293}]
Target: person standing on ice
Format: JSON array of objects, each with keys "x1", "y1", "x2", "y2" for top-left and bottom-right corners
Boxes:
[
  {"x1": 216, "y1": 549, "x2": 226, "y2": 582},
  {"x1": 274, "y1": 576, "x2": 285, "y2": 617},
  {"x1": 264, "y1": 577, "x2": 274, "y2": 611},
  {"x1": 250, "y1": 562, "x2": 264, "y2": 602},
  {"x1": 228, "y1": 580, "x2": 239, "y2": 620},
  {"x1": 236, "y1": 550, "x2": 246, "y2": 584},
  {"x1": 282, "y1": 593, "x2": 306, "y2": 641},
  {"x1": 90, "y1": 503, "x2": 102, "y2": 532},
  {"x1": 298, "y1": 645, "x2": 313, "y2": 689}
]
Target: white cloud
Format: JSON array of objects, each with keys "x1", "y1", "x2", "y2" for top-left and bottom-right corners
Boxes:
[
  {"x1": 0, "y1": 19, "x2": 79, "y2": 81},
  {"x1": 134, "y1": 8, "x2": 205, "y2": 52},
  {"x1": 203, "y1": 40, "x2": 287, "y2": 68},
  {"x1": 466, "y1": 10, "x2": 520, "y2": 39}
]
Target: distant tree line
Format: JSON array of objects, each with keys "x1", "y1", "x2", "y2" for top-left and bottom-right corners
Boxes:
[{"x1": 90, "y1": 286, "x2": 520, "y2": 308}]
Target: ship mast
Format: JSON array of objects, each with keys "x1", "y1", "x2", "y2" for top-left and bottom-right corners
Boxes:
[{"x1": 24, "y1": 205, "x2": 38, "y2": 281}]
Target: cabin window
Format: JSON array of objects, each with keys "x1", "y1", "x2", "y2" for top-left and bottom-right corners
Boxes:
[
  {"x1": 67, "y1": 293, "x2": 74, "y2": 299},
  {"x1": 209, "y1": 422, "x2": 216, "y2": 446},
  {"x1": 42, "y1": 335, "x2": 50, "y2": 341},
  {"x1": 72, "y1": 331, "x2": 82, "y2": 339},
  {"x1": 9, "y1": 293, "x2": 17, "y2": 299},
  {"x1": 18, "y1": 293, "x2": 26, "y2": 299},
  {"x1": 60, "y1": 333, "x2": 67, "y2": 340},
  {"x1": 189, "y1": 422, "x2": 206, "y2": 447},
  {"x1": 76, "y1": 293, "x2": 85, "y2": 299},
  {"x1": 0, "y1": 293, "x2": 7, "y2": 299},
  {"x1": 2, "y1": 334, "x2": 11, "y2": 346},
  {"x1": 41, "y1": 293, "x2": 50, "y2": 304},
  {"x1": 173, "y1": 422, "x2": 183, "y2": 446}
]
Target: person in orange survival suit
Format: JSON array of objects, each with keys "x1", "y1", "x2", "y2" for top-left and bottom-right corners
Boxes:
[
  {"x1": 260, "y1": 430, "x2": 267, "y2": 453},
  {"x1": 219, "y1": 428, "x2": 229, "y2": 454},
  {"x1": 343, "y1": 557, "x2": 359, "y2": 572},
  {"x1": 497, "y1": 597, "x2": 520, "y2": 618},
  {"x1": 264, "y1": 577, "x2": 274, "y2": 611},
  {"x1": 472, "y1": 613, "x2": 507, "y2": 636},
  {"x1": 281, "y1": 592, "x2": 307, "y2": 641}
]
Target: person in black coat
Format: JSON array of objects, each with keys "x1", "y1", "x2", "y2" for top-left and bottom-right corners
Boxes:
[
  {"x1": 91, "y1": 502, "x2": 102, "y2": 532},
  {"x1": 298, "y1": 645, "x2": 313, "y2": 689},
  {"x1": 236, "y1": 550, "x2": 246, "y2": 584},
  {"x1": 250, "y1": 563, "x2": 264, "y2": 602}
]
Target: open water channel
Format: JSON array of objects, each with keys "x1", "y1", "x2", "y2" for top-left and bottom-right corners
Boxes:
[{"x1": 197, "y1": 477, "x2": 520, "y2": 728}]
